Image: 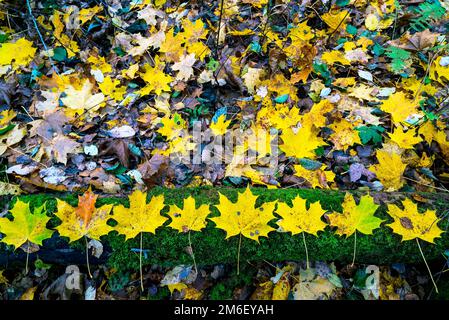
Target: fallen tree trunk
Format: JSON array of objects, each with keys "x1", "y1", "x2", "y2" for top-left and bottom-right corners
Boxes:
[{"x1": 1, "y1": 187, "x2": 448, "y2": 272}]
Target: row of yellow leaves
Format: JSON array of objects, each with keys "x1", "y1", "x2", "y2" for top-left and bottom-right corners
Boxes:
[{"x1": 0, "y1": 188, "x2": 444, "y2": 251}]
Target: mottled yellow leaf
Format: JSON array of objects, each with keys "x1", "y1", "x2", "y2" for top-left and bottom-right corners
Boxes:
[
  {"x1": 167, "y1": 196, "x2": 210, "y2": 232},
  {"x1": 276, "y1": 196, "x2": 327, "y2": 236},
  {"x1": 386, "y1": 198, "x2": 443, "y2": 243}
]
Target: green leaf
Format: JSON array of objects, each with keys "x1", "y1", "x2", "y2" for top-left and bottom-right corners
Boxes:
[
  {"x1": 356, "y1": 126, "x2": 385, "y2": 145},
  {"x1": 52, "y1": 47, "x2": 67, "y2": 62},
  {"x1": 0, "y1": 124, "x2": 15, "y2": 136},
  {"x1": 336, "y1": 0, "x2": 350, "y2": 6},
  {"x1": 274, "y1": 94, "x2": 289, "y2": 104},
  {"x1": 299, "y1": 158, "x2": 323, "y2": 170},
  {"x1": 385, "y1": 46, "x2": 411, "y2": 73}
]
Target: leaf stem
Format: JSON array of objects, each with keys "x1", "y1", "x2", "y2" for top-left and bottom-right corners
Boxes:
[
  {"x1": 85, "y1": 236, "x2": 92, "y2": 279},
  {"x1": 302, "y1": 232, "x2": 309, "y2": 269},
  {"x1": 351, "y1": 232, "x2": 357, "y2": 267},
  {"x1": 140, "y1": 232, "x2": 144, "y2": 292},
  {"x1": 25, "y1": 246, "x2": 29, "y2": 275},
  {"x1": 416, "y1": 238, "x2": 439, "y2": 294},
  {"x1": 188, "y1": 231, "x2": 198, "y2": 276},
  {"x1": 237, "y1": 233, "x2": 242, "y2": 276}
]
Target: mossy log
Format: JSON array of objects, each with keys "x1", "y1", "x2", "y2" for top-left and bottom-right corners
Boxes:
[{"x1": 0, "y1": 187, "x2": 448, "y2": 273}]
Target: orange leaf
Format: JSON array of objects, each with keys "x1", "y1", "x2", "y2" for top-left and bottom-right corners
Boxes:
[{"x1": 75, "y1": 188, "x2": 98, "y2": 227}]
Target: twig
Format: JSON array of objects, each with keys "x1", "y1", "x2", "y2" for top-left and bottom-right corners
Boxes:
[{"x1": 25, "y1": 0, "x2": 60, "y2": 77}]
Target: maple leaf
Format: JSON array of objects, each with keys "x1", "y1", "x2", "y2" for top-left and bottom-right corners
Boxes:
[
  {"x1": 322, "y1": 51, "x2": 351, "y2": 66},
  {"x1": 98, "y1": 77, "x2": 126, "y2": 101},
  {"x1": 328, "y1": 193, "x2": 383, "y2": 237},
  {"x1": 0, "y1": 125, "x2": 27, "y2": 156},
  {"x1": 113, "y1": 190, "x2": 167, "y2": 240},
  {"x1": 210, "y1": 187, "x2": 276, "y2": 242},
  {"x1": 429, "y1": 56, "x2": 449, "y2": 84},
  {"x1": 167, "y1": 196, "x2": 210, "y2": 232},
  {"x1": 276, "y1": 196, "x2": 327, "y2": 236},
  {"x1": 0, "y1": 38, "x2": 36, "y2": 71},
  {"x1": 322, "y1": 10, "x2": 349, "y2": 32},
  {"x1": 293, "y1": 164, "x2": 335, "y2": 189},
  {"x1": 140, "y1": 62, "x2": 173, "y2": 95},
  {"x1": 388, "y1": 127, "x2": 421, "y2": 149},
  {"x1": 386, "y1": 198, "x2": 443, "y2": 243},
  {"x1": 329, "y1": 119, "x2": 361, "y2": 151},
  {"x1": 0, "y1": 199, "x2": 53, "y2": 250},
  {"x1": 280, "y1": 126, "x2": 327, "y2": 159},
  {"x1": 55, "y1": 191, "x2": 113, "y2": 242},
  {"x1": 242, "y1": 68, "x2": 264, "y2": 94},
  {"x1": 60, "y1": 79, "x2": 105, "y2": 114},
  {"x1": 380, "y1": 91, "x2": 420, "y2": 124},
  {"x1": 50, "y1": 11, "x2": 80, "y2": 57},
  {"x1": 157, "y1": 113, "x2": 186, "y2": 140},
  {"x1": 172, "y1": 53, "x2": 196, "y2": 81},
  {"x1": 210, "y1": 113, "x2": 231, "y2": 136},
  {"x1": 370, "y1": 149, "x2": 407, "y2": 191},
  {"x1": 46, "y1": 134, "x2": 81, "y2": 165}
]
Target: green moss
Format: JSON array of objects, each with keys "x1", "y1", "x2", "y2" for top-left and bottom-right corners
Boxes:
[{"x1": 1, "y1": 188, "x2": 448, "y2": 274}]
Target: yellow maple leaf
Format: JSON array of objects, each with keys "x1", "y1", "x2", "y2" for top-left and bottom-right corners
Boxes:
[
  {"x1": 329, "y1": 119, "x2": 361, "y2": 151},
  {"x1": 182, "y1": 19, "x2": 208, "y2": 42},
  {"x1": 98, "y1": 77, "x2": 126, "y2": 101},
  {"x1": 322, "y1": 10, "x2": 349, "y2": 32},
  {"x1": 210, "y1": 114, "x2": 231, "y2": 136},
  {"x1": 328, "y1": 194, "x2": 383, "y2": 237},
  {"x1": 159, "y1": 31, "x2": 185, "y2": 62},
  {"x1": 167, "y1": 196, "x2": 210, "y2": 232},
  {"x1": 87, "y1": 54, "x2": 112, "y2": 74},
  {"x1": 113, "y1": 190, "x2": 167, "y2": 240},
  {"x1": 300, "y1": 100, "x2": 334, "y2": 129},
  {"x1": 78, "y1": 6, "x2": 102, "y2": 25},
  {"x1": 386, "y1": 198, "x2": 443, "y2": 243},
  {"x1": 55, "y1": 192, "x2": 113, "y2": 242},
  {"x1": 293, "y1": 164, "x2": 335, "y2": 189},
  {"x1": 380, "y1": 91, "x2": 420, "y2": 124},
  {"x1": 140, "y1": 62, "x2": 173, "y2": 95},
  {"x1": 388, "y1": 127, "x2": 421, "y2": 149},
  {"x1": 429, "y1": 56, "x2": 449, "y2": 84},
  {"x1": 157, "y1": 113, "x2": 186, "y2": 140},
  {"x1": 50, "y1": 11, "x2": 79, "y2": 57},
  {"x1": 280, "y1": 126, "x2": 327, "y2": 159},
  {"x1": 322, "y1": 50, "x2": 351, "y2": 66},
  {"x1": 60, "y1": 79, "x2": 105, "y2": 114},
  {"x1": 289, "y1": 21, "x2": 314, "y2": 42},
  {"x1": 0, "y1": 199, "x2": 53, "y2": 249},
  {"x1": 210, "y1": 187, "x2": 276, "y2": 242},
  {"x1": 0, "y1": 38, "x2": 36, "y2": 71},
  {"x1": 276, "y1": 196, "x2": 327, "y2": 236},
  {"x1": 370, "y1": 149, "x2": 407, "y2": 191}
]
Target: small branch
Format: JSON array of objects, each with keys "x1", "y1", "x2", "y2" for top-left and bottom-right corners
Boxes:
[{"x1": 26, "y1": 0, "x2": 60, "y2": 77}]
